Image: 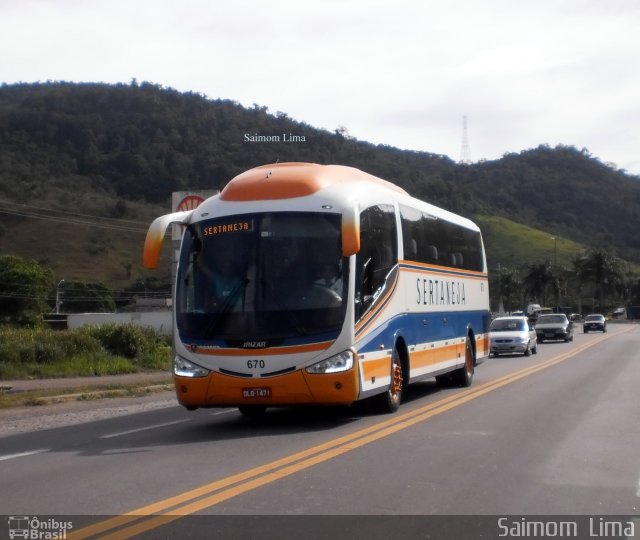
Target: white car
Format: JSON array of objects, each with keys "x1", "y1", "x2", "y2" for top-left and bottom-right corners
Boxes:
[{"x1": 489, "y1": 316, "x2": 538, "y2": 357}]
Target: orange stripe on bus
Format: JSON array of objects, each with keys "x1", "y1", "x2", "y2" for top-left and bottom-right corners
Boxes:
[
  {"x1": 411, "y1": 343, "x2": 459, "y2": 368},
  {"x1": 399, "y1": 260, "x2": 488, "y2": 279},
  {"x1": 361, "y1": 357, "x2": 391, "y2": 381},
  {"x1": 192, "y1": 341, "x2": 333, "y2": 356},
  {"x1": 476, "y1": 335, "x2": 489, "y2": 355}
]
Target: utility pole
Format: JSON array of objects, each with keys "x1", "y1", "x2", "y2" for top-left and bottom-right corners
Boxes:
[
  {"x1": 56, "y1": 279, "x2": 65, "y2": 314},
  {"x1": 460, "y1": 115, "x2": 471, "y2": 164}
]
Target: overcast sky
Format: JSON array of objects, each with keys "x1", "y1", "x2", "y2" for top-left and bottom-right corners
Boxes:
[{"x1": 2, "y1": 0, "x2": 639, "y2": 175}]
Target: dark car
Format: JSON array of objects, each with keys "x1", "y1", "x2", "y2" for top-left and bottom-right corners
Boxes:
[
  {"x1": 535, "y1": 313, "x2": 574, "y2": 342},
  {"x1": 583, "y1": 314, "x2": 607, "y2": 333}
]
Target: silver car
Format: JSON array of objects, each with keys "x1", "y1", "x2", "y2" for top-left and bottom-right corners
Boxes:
[
  {"x1": 490, "y1": 316, "x2": 538, "y2": 357},
  {"x1": 535, "y1": 313, "x2": 574, "y2": 342}
]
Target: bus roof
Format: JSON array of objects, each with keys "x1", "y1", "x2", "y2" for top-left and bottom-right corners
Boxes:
[{"x1": 220, "y1": 162, "x2": 409, "y2": 201}]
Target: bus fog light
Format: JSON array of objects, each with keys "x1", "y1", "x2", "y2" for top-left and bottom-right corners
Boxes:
[
  {"x1": 174, "y1": 356, "x2": 210, "y2": 378},
  {"x1": 306, "y1": 351, "x2": 354, "y2": 374}
]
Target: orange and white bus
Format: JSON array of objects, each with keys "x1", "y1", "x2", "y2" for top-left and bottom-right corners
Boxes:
[{"x1": 144, "y1": 163, "x2": 490, "y2": 415}]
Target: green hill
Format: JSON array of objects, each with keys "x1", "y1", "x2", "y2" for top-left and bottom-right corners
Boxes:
[
  {"x1": 1, "y1": 81, "x2": 639, "y2": 292},
  {"x1": 477, "y1": 215, "x2": 586, "y2": 271}
]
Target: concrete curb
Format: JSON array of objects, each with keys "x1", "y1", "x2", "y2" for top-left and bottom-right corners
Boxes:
[
  {"x1": 33, "y1": 383, "x2": 174, "y2": 405},
  {"x1": 0, "y1": 372, "x2": 174, "y2": 408}
]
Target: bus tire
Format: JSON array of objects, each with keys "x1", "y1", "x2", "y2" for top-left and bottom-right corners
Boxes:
[
  {"x1": 453, "y1": 336, "x2": 474, "y2": 387},
  {"x1": 378, "y1": 347, "x2": 404, "y2": 413},
  {"x1": 238, "y1": 405, "x2": 267, "y2": 418}
]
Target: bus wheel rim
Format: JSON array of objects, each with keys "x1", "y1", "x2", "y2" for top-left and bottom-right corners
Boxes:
[
  {"x1": 465, "y1": 340, "x2": 473, "y2": 376},
  {"x1": 391, "y1": 360, "x2": 403, "y2": 395}
]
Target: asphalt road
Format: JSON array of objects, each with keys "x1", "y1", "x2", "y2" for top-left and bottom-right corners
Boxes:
[{"x1": 1, "y1": 324, "x2": 639, "y2": 539}]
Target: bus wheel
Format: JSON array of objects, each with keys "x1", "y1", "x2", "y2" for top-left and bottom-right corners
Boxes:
[
  {"x1": 453, "y1": 336, "x2": 474, "y2": 387},
  {"x1": 238, "y1": 405, "x2": 267, "y2": 418},
  {"x1": 379, "y1": 348, "x2": 403, "y2": 413}
]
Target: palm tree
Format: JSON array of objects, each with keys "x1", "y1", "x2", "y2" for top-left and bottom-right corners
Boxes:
[
  {"x1": 494, "y1": 266, "x2": 521, "y2": 312},
  {"x1": 575, "y1": 250, "x2": 624, "y2": 311},
  {"x1": 522, "y1": 261, "x2": 558, "y2": 307},
  {"x1": 630, "y1": 278, "x2": 640, "y2": 305}
]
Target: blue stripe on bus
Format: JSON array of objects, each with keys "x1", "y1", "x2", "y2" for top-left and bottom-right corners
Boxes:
[
  {"x1": 354, "y1": 273, "x2": 399, "y2": 340},
  {"x1": 355, "y1": 264, "x2": 486, "y2": 342},
  {"x1": 355, "y1": 309, "x2": 490, "y2": 354}
]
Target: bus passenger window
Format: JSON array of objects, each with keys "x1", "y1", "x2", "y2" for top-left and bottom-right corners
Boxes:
[
  {"x1": 355, "y1": 204, "x2": 397, "y2": 319},
  {"x1": 426, "y1": 245, "x2": 438, "y2": 263}
]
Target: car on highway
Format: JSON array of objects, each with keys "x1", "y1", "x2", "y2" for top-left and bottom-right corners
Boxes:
[
  {"x1": 489, "y1": 316, "x2": 538, "y2": 357},
  {"x1": 583, "y1": 313, "x2": 607, "y2": 333},
  {"x1": 535, "y1": 313, "x2": 574, "y2": 342}
]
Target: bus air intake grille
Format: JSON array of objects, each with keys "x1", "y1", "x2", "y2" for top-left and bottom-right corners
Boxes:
[{"x1": 261, "y1": 367, "x2": 296, "y2": 378}]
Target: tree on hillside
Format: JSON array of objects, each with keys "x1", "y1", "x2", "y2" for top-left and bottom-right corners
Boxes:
[
  {"x1": 522, "y1": 261, "x2": 558, "y2": 307},
  {"x1": 0, "y1": 254, "x2": 54, "y2": 325},
  {"x1": 575, "y1": 250, "x2": 625, "y2": 311},
  {"x1": 58, "y1": 280, "x2": 116, "y2": 313},
  {"x1": 2, "y1": 81, "x2": 640, "y2": 295}
]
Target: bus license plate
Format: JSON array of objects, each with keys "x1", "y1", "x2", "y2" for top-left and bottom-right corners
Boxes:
[{"x1": 242, "y1": 387, "x2": 271, "y2": 399}]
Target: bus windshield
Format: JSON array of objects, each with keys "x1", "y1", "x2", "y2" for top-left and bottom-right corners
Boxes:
[{"x1": 176, "y1": 212, "x2": 348, "y2": 344}]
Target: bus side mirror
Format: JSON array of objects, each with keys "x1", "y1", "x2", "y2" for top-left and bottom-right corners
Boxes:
[
  {"x1": 143, "y1": 210, "x2": 192, "y2": 269},
  {"x1": 342, "y1": 210, "x2": 360, "y2": 257}
]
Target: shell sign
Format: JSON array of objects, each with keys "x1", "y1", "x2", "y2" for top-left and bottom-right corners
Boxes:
[
  {"x1": 171, "y1": 190, "x2": 217, "y2": 240},
  {"x1": 176, "y1": 194, "x2": 205, "y2": 211}
]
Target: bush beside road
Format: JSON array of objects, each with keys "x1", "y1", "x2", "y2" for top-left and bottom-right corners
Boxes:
[
  {"x1": 0, "y1": 323, "x2": 171, "y2": 380},
  {"x1": 0, "y1": 323, "x2": 173, "y2": 409}
]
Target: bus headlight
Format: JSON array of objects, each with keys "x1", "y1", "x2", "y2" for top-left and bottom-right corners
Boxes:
[
  {"x1": 306, "y1": 350, "x2": 354, "y2": 374},
  {"x1": 174, "y1": 356, "x2": 210, "y2": 378}
]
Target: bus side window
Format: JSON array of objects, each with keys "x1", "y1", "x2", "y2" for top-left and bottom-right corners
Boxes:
[
  {"x1": 355, "y1": 204, "x2": 397, "y2": 319},
  {"x1": 408, "y1": 238, "x2": 418, "y2": 259},
  {"x1": 426, "y1": 245, "x2": 438, "y2": 263}
]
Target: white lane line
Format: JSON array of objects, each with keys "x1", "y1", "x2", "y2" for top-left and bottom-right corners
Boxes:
[
  {"x1": 100, "y1": 419, "x2": 190, "y2": 439},
  {"x1": 636, "y1": 473, "x2": 640, "y2": 497},
  {"x1": 0, "y1": 449, "x2": 49, "y2": 461},
  {"x1": 210, "y1": 409, "x2": 236, "y2": 416}
]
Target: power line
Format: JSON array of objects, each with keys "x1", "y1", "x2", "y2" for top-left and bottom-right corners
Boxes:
[
  {"x1": 0, "y1": 199, "x2": 150, "y2": 232},
  {"x1": 0, "y1": 199, "x2": 149, "y2": 225},
  {"x1": 0, "y1": 207, "x2": 148, "y2": 232},
  {"x1": 0, "y1": 280, "x2": 170, "y2": 296},
  {"x1": 0, "y1": 291, "x2": 170, "y2": 301}
]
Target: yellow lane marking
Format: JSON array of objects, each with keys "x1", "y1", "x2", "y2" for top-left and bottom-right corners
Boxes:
[{"x1": 71, "y1": 326, "x2": 635, "y2": 539}]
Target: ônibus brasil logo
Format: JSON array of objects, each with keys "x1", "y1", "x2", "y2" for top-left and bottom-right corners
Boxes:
[{"x1": 7, "y1": 516, "x2": 73, "y2": 539}]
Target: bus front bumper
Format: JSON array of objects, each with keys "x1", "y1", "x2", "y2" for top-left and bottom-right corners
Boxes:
[{"x1": 174, "y1": 366, "x2": 360, "y2": 409}]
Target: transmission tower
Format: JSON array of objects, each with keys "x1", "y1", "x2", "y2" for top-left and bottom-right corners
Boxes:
[{"x1": 460, "y1": 115, "x2": 471, "y2": 164}]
